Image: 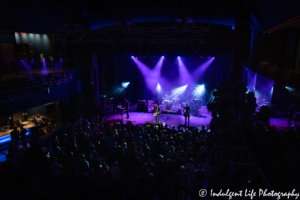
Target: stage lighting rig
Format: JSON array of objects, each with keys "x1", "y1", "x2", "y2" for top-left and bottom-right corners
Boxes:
[
  {"x1": 156, "y1": 83, "x2": 161, "y2": 92},
  {"x1": 122, "y1": 82, "x2": 130, "y2": 88}
]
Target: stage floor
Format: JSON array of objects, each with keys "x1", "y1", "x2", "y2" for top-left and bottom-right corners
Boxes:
[
  {"x1": 269, "y1": 117, "x2": 299, "y2": 130},
  {"x1": 106, "y1": 111, "x2": 212, "y2": 128},
  {"x1": 0, "y1": 121, "x2": 35, "y2": 137},
  {"x1": 107, "y1": 112, "x2": 298, "y2": 130}
]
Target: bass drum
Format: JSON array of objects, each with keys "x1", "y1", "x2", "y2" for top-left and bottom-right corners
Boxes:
[{"x1": 166, "y1": 103, "x2": 173, "y2": 110}]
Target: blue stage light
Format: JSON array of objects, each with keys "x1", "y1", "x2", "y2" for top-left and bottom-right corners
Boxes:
[
  {"x1": 172, "y1": 85, "x2": 188, "y2": 96},
  {"x1": 122, "y1": 82, "x2": 130, "y2": 88},
  {"x1": 193, "y1": 84, "x2": 205, "y2": 98},
  {"x1": 156, "y1": 83, "x2": 161, "y2": 92}
]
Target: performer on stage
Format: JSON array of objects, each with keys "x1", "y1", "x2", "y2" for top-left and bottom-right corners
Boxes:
[
  {"x1": 153, "y1": 103, "x2": 161, "y2": 123},
  {"x1": 124, "y1": 99, "x2": 129, "y2": 118},
  {"x1": 35, "y1": 113, "x2": 45, "y2": 126},
  {"x1": 183, "y1": 103, "x2": 191, "y2": 126}
]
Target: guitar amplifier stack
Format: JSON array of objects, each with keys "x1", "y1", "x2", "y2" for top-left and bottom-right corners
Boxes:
[
  {"x1": 138, "y1": 100, "x2": 147, "y2": 112},
  {"x1": 193, "y1": 99, "x2": 201, "y2": 110}
]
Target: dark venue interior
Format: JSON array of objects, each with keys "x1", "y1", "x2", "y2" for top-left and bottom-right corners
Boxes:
[{"x1": 0, "y1": 0, "x2": 300, "y2": 199}]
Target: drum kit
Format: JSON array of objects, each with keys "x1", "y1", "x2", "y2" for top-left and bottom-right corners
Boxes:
[
  {"x1": 158, "y1": 93, "x2": 184, "y2": 111},
  {"x1": 163, "y1": 100, "x2": 170, "y2": 105}
]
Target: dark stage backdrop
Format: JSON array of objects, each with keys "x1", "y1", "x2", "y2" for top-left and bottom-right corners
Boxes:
[{"x1": 101, "y1": 52, "x2": 231, "y2": 104}]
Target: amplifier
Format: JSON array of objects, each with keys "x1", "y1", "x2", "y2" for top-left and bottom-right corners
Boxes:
[{"x1": 138, "y1": 100, "x2": 147, "y2": 112}]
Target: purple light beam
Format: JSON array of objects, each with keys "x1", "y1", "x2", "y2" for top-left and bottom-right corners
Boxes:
[
  {"x1": 177, "y1": 57, "x2": 193, "y2": 86},
  {"x1": 132, "y1": 56, "x2": 164, "y2": 91},
  {"x1": 20, "y1": 60, "x2": 32, "y2": 77},
  {"x1": 42, "y1": 58, "x2": 48, "y2": 75},
  {"x1": 192, "y1": 57, "x2": 215, "y2": 81},
  {"x1": 55, "y1": 58, "x2": 63, "y2": 70}
]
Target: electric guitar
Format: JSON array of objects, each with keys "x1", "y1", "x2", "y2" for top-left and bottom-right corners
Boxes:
[
  {"x1": 154, "y1": 111, "x2": 161, "y2": 117},
  {"x1": 184, "y1": 109, "x2": 197, "y2": 117}
]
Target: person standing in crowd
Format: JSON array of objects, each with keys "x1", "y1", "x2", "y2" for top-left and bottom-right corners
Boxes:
[
  {"x1": 19, "y1": 125, "x2": 27, "y2": 147},
  {"x1": 35, "y1": 113, "x2": 45, "y2": 127},
  {"x1": 124, "y1": 99, "x2": 129, "y2": 118},
  {"x1": 10, "y1": 126, "x2": 19, "y2": 143},
  {"x1": 175, "y1": 166, "x2": 188, "y2": 200}
]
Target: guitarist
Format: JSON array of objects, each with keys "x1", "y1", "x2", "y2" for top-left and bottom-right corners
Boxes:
[
  {"x1": 153, "y1": 103, "x2": 161, "y2": 123},
  {"x1": 183, "y1": 103, "x2": 191, "y2": 127}
]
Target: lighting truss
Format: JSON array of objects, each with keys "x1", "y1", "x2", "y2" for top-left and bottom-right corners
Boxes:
[{"x1": 54, "y1": 26, "x2": 210, "y2": 46}]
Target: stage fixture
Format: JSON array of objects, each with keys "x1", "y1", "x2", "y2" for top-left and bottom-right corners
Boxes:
[
  {"x1": 285, "y1": 86, "x2": 295, "y2": 91},
  {"x1": 156, "y1": 83, "x2": 161, "y2": 92},
  {"x1": 122, "y1": 82, "x2": 130, "y2": 88},
  {"x1": 172, "y1": 85, "x2": 188, "y2": 97},
  {"x1": 138, "y1": 100, "x2": 147, "y2": 112},
  {"x1": 54, "y1": 26, "x2": 210, "y2": 48},
  {"x1": 193, "y1": 84, "x2": 205, "y2": 99}
]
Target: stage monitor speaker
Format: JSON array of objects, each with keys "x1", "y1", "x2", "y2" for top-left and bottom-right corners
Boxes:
[{"x1": 145, "y1": 121, "x2": 154, "y2": 125}]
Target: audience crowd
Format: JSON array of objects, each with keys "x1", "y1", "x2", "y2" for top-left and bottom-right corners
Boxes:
[{"x1": 0, "y1": 76, "x2": 299, "y2": 200}]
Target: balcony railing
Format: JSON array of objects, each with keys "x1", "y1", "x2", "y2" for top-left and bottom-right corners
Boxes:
[{"x1": 0, "y1": 59, "x2": 76, "y2": 82}]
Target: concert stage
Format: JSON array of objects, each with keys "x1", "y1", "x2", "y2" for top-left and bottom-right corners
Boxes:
[
  {"x1": 269, "y1": 117, "x2": 300, "y2": 130},
  {"x1": 106, "y1": 111, "x2": 212, "y2": 128},
  {"x1": 107, "y1": 111, "x2": 296, "y2": 131}
]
